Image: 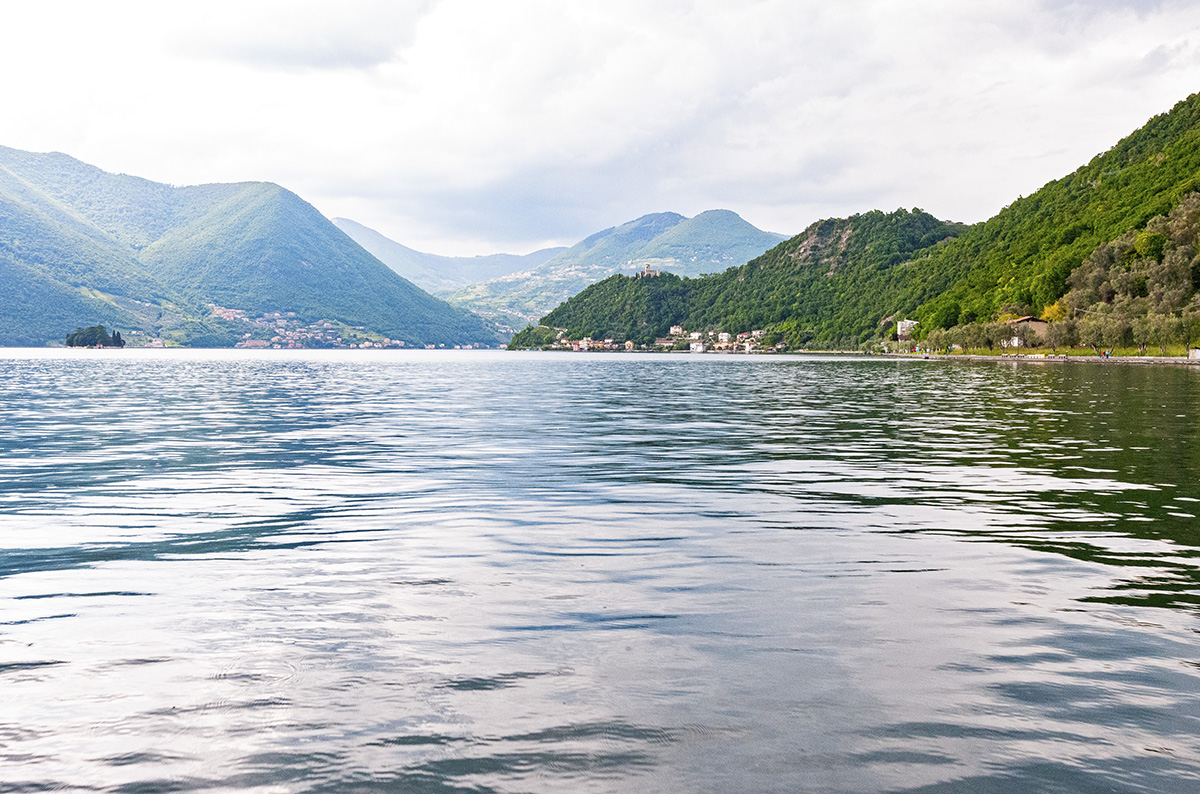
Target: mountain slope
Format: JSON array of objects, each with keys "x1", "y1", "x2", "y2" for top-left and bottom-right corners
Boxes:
[
  {"x1": 0, "y1": 152, "x2": 175, "y2": 345},
  {"x1": 911, "y1": 92, "x2": 1200, "y2": 329},
  {"x1": 0, "y1": 147, "x2": 498, "y2": 347},
  {"x1": 448, "y1": 210, "x2": 786, "y2": 329},
  {"x1": 511, "y1": 93, "x2": 1200, "y2": 348},
  {"x1": 332, "y1": 218, "x2": 564, "y2": 294},
  {"x1": 633, "y1": 209, "x2": 789, "y2": 273},
  {"x1": 140, "y1": 184, "x2": 495, "y2": 345}
]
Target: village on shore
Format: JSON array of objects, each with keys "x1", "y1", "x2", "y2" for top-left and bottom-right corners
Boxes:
[
  {"x1": 526, "y1": 325, "x2": 783, "y2": 353},
  {"x1": 514, "y1": 314, "x2": 1200, "y2": 363}
]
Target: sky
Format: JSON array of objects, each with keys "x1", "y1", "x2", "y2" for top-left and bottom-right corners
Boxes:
[{"x1": 2, "y1": 0, "x2": 1200, "y2": 256}]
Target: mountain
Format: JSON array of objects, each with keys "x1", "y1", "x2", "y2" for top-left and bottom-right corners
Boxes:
[
  {"x1": 0, "y1": 146, "x2": 499, "y2": 347},
  {"x1": 446, "y1": 209, "x2": 786, "y2": 329},
  {"x1": 510, "y1": 93, "x2": 1200, "y2": 349},
  {"x1": 332, "y1": 217, "x2": 565, "y2": 295},
  {"x1": 633, "y1": 209, "x2": 793, "y2": 271}
]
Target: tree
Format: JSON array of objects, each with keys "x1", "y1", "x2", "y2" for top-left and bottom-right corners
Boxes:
[
  {"x1": 1182, "y1": 308, "x2": 1200, "y2": 347},
  {"x1": 65, "y1": 324, "x2": 113, "y2": 347},
  {"x1": 925, "y1": 327, "x2": 948, "y2": 353},
  {"x1": 1040, "y1": 300, "x2": 1069, "y2": 323},
  {"x1": 1044, "y1": 320, "x2": 1075, "y2": 353},
  {"x1": 1102, "y1": 312, "x2": 1132, "y2": 351},
  {"x1": 983, "y1": 322, "x2": 1008, "y2": 351},
  {"x1": 959, "y1": 323, "x2": 986, "y2": 353},
  {"x1": 1077, "y1": 314, "x2": 1105, "y2": 355},
  {"x1": 1148, "y1": 313, "x2": 1183, "y2": 355},
  {"x1": 1132, "y1": 315, "x2": 1153, "y2": 355}
]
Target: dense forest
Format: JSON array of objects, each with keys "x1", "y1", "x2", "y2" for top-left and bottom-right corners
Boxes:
[{"x1": 511, "y1": 93, "x2": 1200, "y2": 353}]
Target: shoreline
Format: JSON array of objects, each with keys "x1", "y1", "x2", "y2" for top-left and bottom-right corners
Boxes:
[{"x1": 875, "y1": 351, "x2": 1200, "y2": 367}]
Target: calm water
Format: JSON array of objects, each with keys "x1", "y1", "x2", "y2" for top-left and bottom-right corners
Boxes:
[{"x1": 1, "y1": 349, "x2": 1198, "y2": 793}]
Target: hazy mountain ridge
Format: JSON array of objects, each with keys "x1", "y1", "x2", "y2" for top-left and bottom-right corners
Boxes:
[
  {"x1": 0, "y1": 147, "x2": 499, "y2": 347},
  {"x1": 333, "y1": 217, "x2": 565, "y2": 294},
  {"x1": 446, "y1": 209, "x2": 786, "y2": 330}
]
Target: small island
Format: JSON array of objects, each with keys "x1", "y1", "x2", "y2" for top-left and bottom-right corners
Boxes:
[{"x1": 65, "y1": 325, "x2": 125, "y2": 348}]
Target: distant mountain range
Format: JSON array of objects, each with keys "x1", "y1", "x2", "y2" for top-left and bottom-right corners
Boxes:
[
  {"x1": 0, "y1": 147, "x2": 499, "y2": 347},
  {"x1": 443, "y1": 209, "x2": 787, "y2": 329},
  {"x1": 332, "y1": 218, "x2": 565, "y2": 295}
]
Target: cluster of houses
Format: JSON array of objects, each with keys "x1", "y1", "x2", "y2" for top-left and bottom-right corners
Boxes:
[
  {"x1": 214, "y1": 306, "x2": 355, "y2": 348},
  {"x1": 533, "y1": 325, "x2": 777, "y2": 353},
  {"x1": 541, "y1": 326, "x2": 780, "y2": 353},
  {"x1": 212, "y1": 305, "x2": 447, "y2": 350},
  {"x1": 654, "y1": 325, "x2": 774, "y2": 353},
  {"x1": 527, "y1": 329, "x2": 623, "y2": 351},
  {"x1": 229, "y1": 311, "x2": 377, "y2": 349},
  {"x1": 559, "y1": 337, "x2": 633, "y2": 352}
]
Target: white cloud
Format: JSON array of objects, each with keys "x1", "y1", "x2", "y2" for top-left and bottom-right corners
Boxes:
[{"x1": 0, "y1": 0, "x2": 1198, "y2": 254}]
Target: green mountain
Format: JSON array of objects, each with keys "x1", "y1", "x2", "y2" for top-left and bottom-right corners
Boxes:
[
  {"x1": 634, "y1": 209, "x2": 791, "y2": 270},
  {"x1": 0, "y1": 151, "x2": 175, "y2": 346},
  {"x1": 332, "y1": 217, "x2": 565, "y2": 295},
  {"x1": 511, "y1": 93, "x2": 1200, "y2": 349},
  {"x1": 0, "y1": 146, "x2": 499, "y2": 347},
  {"x1": 446, "y1": 209, "x2": 786, "y2": 330}
]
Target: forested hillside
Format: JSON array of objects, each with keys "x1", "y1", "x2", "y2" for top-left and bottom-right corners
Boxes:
[
  {"x1": 912, "y1": 92, "x2": 1200, "y2": 331},
  {"x1": 0, "y1": 150, "x2": 172, "y2": 345},
  {"x1": 0, "y1": 147, "x2": 498, "y2": 347},
  {"x1": 510, "y1": 93, "x2": 1200, "y2": 350},
  {"x1": 137, "y1": 183, "x2": 495, "y2": 345}
]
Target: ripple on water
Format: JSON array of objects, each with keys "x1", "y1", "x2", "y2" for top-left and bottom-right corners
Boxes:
[{"x1": 0, "y1": 350, "x2": 1198, "y2": 793}]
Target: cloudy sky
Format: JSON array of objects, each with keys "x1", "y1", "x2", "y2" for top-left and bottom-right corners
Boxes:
[{"x1": 2, "y1": 0, "x2": 1200, "y2": 255}]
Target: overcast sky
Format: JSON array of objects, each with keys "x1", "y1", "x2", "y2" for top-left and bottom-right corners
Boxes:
[{"x1": 2, "y1": 0, "x2": 1199, "y2": 255}]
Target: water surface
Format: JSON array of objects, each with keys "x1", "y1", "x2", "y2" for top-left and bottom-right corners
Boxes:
[{"x1": 1, "y1": 349, "x2": 1198, "y2": 792}]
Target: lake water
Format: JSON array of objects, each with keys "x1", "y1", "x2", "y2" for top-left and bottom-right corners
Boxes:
[{"x1": 1, "y1": 349, "x2": 1198, "y2": 793}]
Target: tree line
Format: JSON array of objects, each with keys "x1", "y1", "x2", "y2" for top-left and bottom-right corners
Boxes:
[{"x1": 65, "y1": 325, "x2": 125, "y2": 347}]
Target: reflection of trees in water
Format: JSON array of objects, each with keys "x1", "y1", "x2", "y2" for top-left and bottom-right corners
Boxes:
[{"x1": 734, "y1": 359, "x2": 1200, "y2": 612}]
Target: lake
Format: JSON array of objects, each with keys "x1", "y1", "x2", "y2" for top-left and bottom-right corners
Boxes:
[{"x1": 1, "y1": 349, "x2": 1198, "y2": 793}]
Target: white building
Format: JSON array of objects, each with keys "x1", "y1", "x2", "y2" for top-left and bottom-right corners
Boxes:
[{"x1": 897, "y1": 319, "x2": 919, "y2": 340}]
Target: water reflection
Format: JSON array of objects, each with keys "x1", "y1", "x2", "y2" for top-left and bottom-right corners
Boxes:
[{"x1": 0, "y1": 350, "x2": 1197, "y2": 792}]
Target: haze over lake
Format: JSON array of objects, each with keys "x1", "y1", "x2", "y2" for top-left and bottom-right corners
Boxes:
[{"x1": 1, "y1": 350, "x2": 1198, "y2": 793}]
